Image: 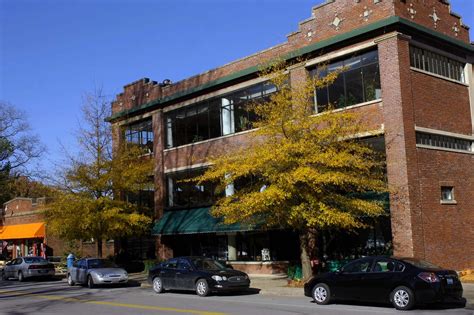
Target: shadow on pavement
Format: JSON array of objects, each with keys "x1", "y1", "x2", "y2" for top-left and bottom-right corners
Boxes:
[
  {"x1": 313, "y1": 299, "x2": 468, "y2": 311},
  {"x1": 0, "y1": 278, "x2": 64, "y2": 288},
  {"x1": 153, "y1": 287, "x2": 261, "y2": 297}
]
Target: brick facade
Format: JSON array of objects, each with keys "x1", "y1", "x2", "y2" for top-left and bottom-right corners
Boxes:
[
  {"x1": 110, "y1": 0, "x2": 474, "y2": 270},
  {"x1": 0, "y1": 198, "x2": 114, "y2": 259}
]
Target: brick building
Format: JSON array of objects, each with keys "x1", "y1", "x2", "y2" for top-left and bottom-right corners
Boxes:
[
  {"x1": 108, "y1": 0, "x2": 474, "y2": 272},
  {"x1": 0, "y1": 198, "x2": 114, "y2": 259}
]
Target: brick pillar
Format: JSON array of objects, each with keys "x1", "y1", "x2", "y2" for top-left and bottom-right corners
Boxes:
[
  {"x1": 377, "y1": 32, "x2": 425, "y2": 259},
  {"x1": 289, "y1": 63, "x2": 308, "y2": 90},
  {"x1": 153, "y1": 110, "x2": 173, "y2": 259}
]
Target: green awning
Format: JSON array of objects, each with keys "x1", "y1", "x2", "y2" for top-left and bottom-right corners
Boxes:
[{"x1": 152, "y1": 208, "x2": 258, "y2": 235}]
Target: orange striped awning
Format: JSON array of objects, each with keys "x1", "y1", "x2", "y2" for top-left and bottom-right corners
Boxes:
[{"x1": 0, "y1": 223, "x2": 45, "y2": 240}]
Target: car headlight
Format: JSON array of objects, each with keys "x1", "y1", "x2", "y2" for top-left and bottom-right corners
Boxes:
[
  {"x1": 96, "y1": 272, "x2": 104, "y2": 278},
  {"x1": 211, "y1": 275, "x2": 227, "y2": 281}
]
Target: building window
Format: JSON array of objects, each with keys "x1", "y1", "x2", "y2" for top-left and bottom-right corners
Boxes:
[
  {"x1": 410, "y1": 46, "x2": 465, "y2": 83},
  {"x1": 441, "y1": 186, "x2": 455, "y2": 203},
  {"x1": 126, "y1": 179, "x2": 155, "y2": 213},
  {"x1": 123, "y1": 119, "x2": 154, "y2": 153},
  {"x1": 166, "y1": 169, "x2": 219, "y2": 208},
  {"x1": 165, "y1": 81, "x2": 277, "y2": 148},
  {"x1": 310, "y1": 50, "x2": 382, "y2": 112},
  {"x1": 416, "y1": 132, "x2": 472, "y2": 152}
]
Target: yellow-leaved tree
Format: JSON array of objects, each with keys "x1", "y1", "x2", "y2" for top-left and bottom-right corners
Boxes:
[
  {"x1": 197, "y1": 60, "x2": 387, "y2": 280},
  {"x1": 45, "y1": 89, "x2": 154, "y2": 257}
]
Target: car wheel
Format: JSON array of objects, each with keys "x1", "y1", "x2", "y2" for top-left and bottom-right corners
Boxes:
[
  {"x1": 87, "y1": 275, "x2": 95, "y2": 289},
  {"x1": 391, "y1": 286, "x2": 415, "y2": 311},
  {"x1": 312, "y1": 283, "x2": 331, "y2": 305},
  {"x1": 195, "y1": 279, "x2": 210, "y2": 297},
  {"x1": 67, "y1": 274, "x2": 75, "y2": 286},
  {"x1": 18, "y1": 271, "x2": 24, "y2": 282},
  {"x1": 152, "y1": 277, "x2": 164, "y2": 294}
]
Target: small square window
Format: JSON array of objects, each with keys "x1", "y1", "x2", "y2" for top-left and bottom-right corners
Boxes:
[{"x1": 441, "y1": 186, "x2": 455, "y2": 203}]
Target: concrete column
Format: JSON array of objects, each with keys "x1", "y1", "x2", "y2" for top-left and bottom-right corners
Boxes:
[
  {"x1": 227, "y1": 233, "x2": 237, "y2": 261},
  {"x1": 465, "y1": 63, "x2": 474, "y2": 135}
]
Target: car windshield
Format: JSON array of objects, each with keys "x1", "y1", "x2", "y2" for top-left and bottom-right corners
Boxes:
[
  {"x1": 87, "y1": 259, "x2": 118, "y2": 269},
  {"x1": 402, "y1": 258, "x2": 441, "y2": 269},
  {"x1": 24, "y1": 257, "x2": 48, "y2": 264},
  {"x1": 191, "y1": 258, "x2": 226, "y2": 271}
]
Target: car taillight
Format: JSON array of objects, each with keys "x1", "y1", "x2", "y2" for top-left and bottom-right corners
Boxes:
[
  {"x1": 29, "y1": 265, "x2": 40, "y2": 270},
  {"x1": 418, "y1": 272, "x2": 440, "y2": 283}
]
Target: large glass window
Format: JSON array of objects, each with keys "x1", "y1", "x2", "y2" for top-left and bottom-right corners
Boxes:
[
  {"x1": 410, "y1": 46, "x2": 465, "y2": 83},
  {"x1": 123, "y1": 119, "x2": 154, "y2": 153},
  {"x1": 166, "y1": 168, "x2": 219, "y2": 208},
  {"x1": 126, "y1": 179, "x2": 155, "y2": 214},
  {"x1": 311, "y1": 50, "x2": 381, "y2": 112},
  {"x1": 165, "y1": 81, "x2": 277, "y2": 148}
]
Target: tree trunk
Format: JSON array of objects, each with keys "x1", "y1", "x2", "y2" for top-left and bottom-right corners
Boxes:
[
  {"x1": 299, "y1": 228, "x2": 318, "y2": 281},
  {"x1": 97, "y1": 238, "x2": 103, "y2": 258}
]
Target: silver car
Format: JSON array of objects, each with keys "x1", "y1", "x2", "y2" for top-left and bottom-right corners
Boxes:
[
  {"x1": 1, "y1": 256, "x2": 55, "y2": 281},
  {"x1": 67, "y1": 258, "x2": 128, "y2": 288}
]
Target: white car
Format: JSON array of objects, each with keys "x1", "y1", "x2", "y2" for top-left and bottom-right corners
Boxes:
[
  {"x1": 1, "y1": 256, "x2": 55, "y2": 281},
  {"x1": 67, "y1": 258, "x2": 128, "y2": 288}
]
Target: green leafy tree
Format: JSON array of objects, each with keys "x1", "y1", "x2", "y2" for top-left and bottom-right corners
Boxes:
[
  {"x1": 197, "y1": 60, "x2": 387, "y2": 280},
  {"x1": 45, "y1": 89, "x2": 153, "y2": 257}
]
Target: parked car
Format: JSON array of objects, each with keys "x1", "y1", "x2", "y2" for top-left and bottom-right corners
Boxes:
[
  {"x1": 67, "y1": 258, "x2": 128, "y2": 288},
  {"x1": 148, "y1": 257, "x2": 250, "y2": 297},
  {"x1": 1, "y1": 256, "x2": 55, "y2": 281},
  {"x1": 304, "y1": 256, "x2": 465, "y2": 310}
]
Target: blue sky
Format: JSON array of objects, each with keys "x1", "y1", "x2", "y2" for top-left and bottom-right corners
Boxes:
[{"x1": 1, "y1": 0, "x2": 473, "y2": 176}]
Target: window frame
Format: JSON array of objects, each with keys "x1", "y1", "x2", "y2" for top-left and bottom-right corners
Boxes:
[
  {"x1": 165, "y1": 167, "x2": 219, "y2": 209},
  {"x1": 416, "y1": 131, "x2": 473, "y2": 153},
  {"x1": 164, "y1": 81, "x2": 277, "y2": 149},
  {"x1": 440, "y1": 186, "x2": 456, "y2": 204},
  {"x1": 311, "y1": 49, "x2": 382, "y2": 113},
  {"x1": 409, "y1": 44, "x2": 466, "y2": 84},
  {"x1": 123, "y1": 118, "x2": 154, "y2": 153}
]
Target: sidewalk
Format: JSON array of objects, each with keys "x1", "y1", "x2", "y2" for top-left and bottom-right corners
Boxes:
[
  {"x1": 131, "y1": 272, "x2": 300, "y2": 296},
  {"x1": 131, "y1": 272, "x2": 474, "y2": 307}
]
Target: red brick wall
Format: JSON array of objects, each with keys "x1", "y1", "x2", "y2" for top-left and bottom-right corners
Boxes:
[
  {"x1": 378, "y1": 33, "x2": 426, "y2": 258},
  {"x1": 394, "y1": 0, "x2": 470, "y2": 43},
  {"x1": 288, "y1": 0, "x2": 395, "y2": 48},
  {"x1": 411, "y1": 71, "x2": 472, "y2": 135},
  {"x1": 415, "y1": 149, "x2": 474, "y2": 270}
]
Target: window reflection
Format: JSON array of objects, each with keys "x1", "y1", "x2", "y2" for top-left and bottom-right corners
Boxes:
[
  {"x1": 167, "y1": 169, "x2": 219, "y2": 208},
  {"x1": 165, "y1": 81, "x2": 277, "y2": 148},
  {"x1": 123, "y1": 119, "x2": 154, "y2": 153},
  {"x1": 311, "y1": 50, "x2": 381, "y2": 112}
]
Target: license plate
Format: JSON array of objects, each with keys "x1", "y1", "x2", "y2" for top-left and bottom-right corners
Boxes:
[{"x1": 447, "y1": 278, "x2": 453, "y2": 285}]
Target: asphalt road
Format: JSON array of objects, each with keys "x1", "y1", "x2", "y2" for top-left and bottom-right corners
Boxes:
[{"x1": 0, "y1": 278, "x2": 472, "y2": 315}]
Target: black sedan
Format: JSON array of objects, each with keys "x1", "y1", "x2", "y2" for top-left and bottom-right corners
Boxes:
[
  {"x1": 148, "y1": 257, "x2": 250, "y2": 297},
  {"x1": 304, "y1": 256, "x2": 465, "y2": 310}
]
